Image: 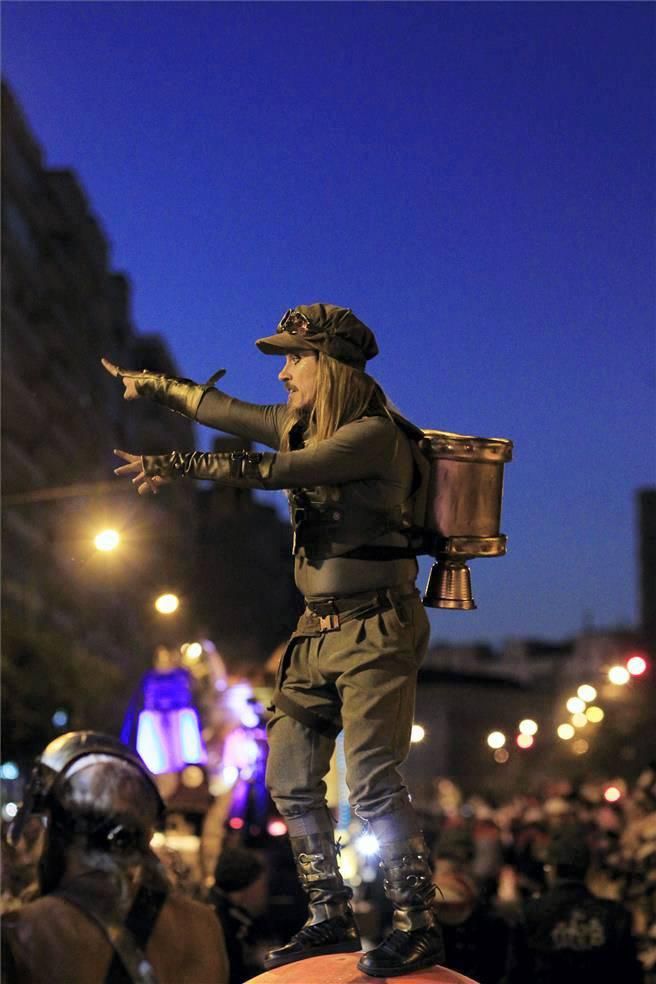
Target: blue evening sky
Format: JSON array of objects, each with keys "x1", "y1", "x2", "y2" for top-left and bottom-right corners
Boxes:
[{"x1": 3, "y1": 1, "x2": 654, "y2": 646}]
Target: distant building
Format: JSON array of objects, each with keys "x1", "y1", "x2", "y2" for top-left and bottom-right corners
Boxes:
[
  {"x1": 1, "y1": 82, "x2": 196, "y2": 749},
  {"x1": 1, "y1": 83, "x2": 299, "y2": 761}
]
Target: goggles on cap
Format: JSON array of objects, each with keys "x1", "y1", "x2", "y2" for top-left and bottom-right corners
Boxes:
[{"x1": 276, "y1": 308, "x2": 320, "y2": 337}]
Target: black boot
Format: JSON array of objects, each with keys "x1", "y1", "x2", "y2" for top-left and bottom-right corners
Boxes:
[
  {"x1": 264, "y1": 832, "x2": 361, "y2": 969},
  {"x1": 357, "y1": 835, "x2": 445, "y2": 978}
]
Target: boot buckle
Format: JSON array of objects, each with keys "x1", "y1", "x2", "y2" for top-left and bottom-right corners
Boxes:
[{"x1": 319, "y1": 613, "x2": 340, "y2": 632}]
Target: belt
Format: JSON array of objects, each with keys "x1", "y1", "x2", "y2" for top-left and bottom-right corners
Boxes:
[{"x1": 304, "y1": 583, "x2": 417, "y2": 633}]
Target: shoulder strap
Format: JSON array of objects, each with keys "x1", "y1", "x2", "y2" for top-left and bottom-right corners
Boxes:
[{"x1": 53, "y1": 880, "x2": 167, "y2": 984}]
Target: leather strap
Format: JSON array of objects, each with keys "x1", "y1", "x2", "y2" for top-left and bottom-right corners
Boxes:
[{"x1": 53, "y1": 880, "x2": 167, "y2": 984}]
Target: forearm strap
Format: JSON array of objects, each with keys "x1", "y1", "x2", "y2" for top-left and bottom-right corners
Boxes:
[
  {"x1": 143, "y1": 449, "x2": 274, "y2": 485},
  {"x1": 129, "y1": 368, "x2": 226, "y2": 419}
]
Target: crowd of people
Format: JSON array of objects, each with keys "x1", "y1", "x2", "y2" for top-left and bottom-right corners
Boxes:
[{"x1": 2, "y1": 733, "x2": 654, "y2": 983}]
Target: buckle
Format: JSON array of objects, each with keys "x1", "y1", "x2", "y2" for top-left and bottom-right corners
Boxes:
[{"x1": 318, "y1": 613, "x2": 340, "y2": 632}]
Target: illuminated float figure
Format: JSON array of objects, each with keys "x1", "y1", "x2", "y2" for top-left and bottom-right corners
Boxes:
[{"x1": 121, "y1": 645, "x2": 207, "y2": 774}]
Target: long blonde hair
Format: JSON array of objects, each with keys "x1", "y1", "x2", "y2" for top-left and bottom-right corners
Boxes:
[{"x1": 280, "y1": 352, "x2": 388, "y2": 451}]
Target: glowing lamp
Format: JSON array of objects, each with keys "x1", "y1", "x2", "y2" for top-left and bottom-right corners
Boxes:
[
  {"x1": 516, "y1": 733, "x2": 534, "y2": 749},
  {"x1": 267, "y1": 819, "x2": 287, "y2": 837},
  {"x1": 410, "y1": 724, "x2": 426, "y2": 743},
  {"x1": 356, "y1": 833, "x2": 380, "y2": 856},
  {"x1": 608, "y1": 665, "x2": 630, "y2": 686},
  {"x1": 222, "y1": 765, "x2": 239, "y2": 787},
  {"x1": 154, "y1": 593, "x2": 179, "y2": 615},
  {"x1": 566, "y1": 697, "x2": 586, "y2": 714},
  {"x1": 181, "y1": 765, "x2": 204, "y2": 788},
  {"x1": 557, "y1": 724, "x2": 575, "y2": 740},
  {"x1": 604, "y1": 786, "x2": 622, "y2": 803},
  {"x1": 518, "y1": 719, "x2": 538, "y2": 736},
  {"x1": 185, "y1": 642, "x2": 203, "y2": 662},
  {"x1": 586, "y1": 706, "x2": 605, "y2": 723},
  {"x1": 571, "y1": 713, "x2": 588, "y2": 728},
  {"x1": 487, "y1": 731, "x2": 506, "y2": 750},
  {"x1": 627, "y1": 655, "x2": 647, "y2": 676},
  {"x1": 577, "y1": 684, "x2": 597, "y2": 703},
  {"x1": 94, "y1": 529, "x2": 120, "y2": 552}
]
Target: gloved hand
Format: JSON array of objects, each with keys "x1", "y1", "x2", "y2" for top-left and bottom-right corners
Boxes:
[
  {"x1": 101, "y1": 358, "x2": 226, "y2": 419},
  {"x1": 113, "y1": 447, "x2": 272, "y2": 494}
]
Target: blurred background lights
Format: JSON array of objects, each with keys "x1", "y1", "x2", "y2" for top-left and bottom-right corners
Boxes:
[
  {"x1": 493, "y1": 748, "x2": 509, "y2": 763},
  {"x1": 577, "y1": 684, "x2": 597, "y2": 703},
  {"x1": 566, "y1": 696, "x2": 586, "y2": 714},
  {"x1": 356, "y1": 832, "x2": 380, "y2": 856},
  {"x1": 572, "y1": 738, "x2": 589, "y2": 755},
  {"x1": 487, "y1": 731, "x2": 506, "y2": 749},
  {"x1": 181, "y1": 765, "x2": 204, "y2": 788},
  {"x1": 185, "y1": 642, "x2": 203, "y2": 662},
  {"x1": 2, "y1": 803, "x2": 18, "y2": 821},
  {"x1": 222, "y1": 765, "x2": 239, "y2": 787},
  {"x1": 518, "y1": 719, "x2": 538, "y2": 736},
  {"x1": 557, "y1": 723, "x2": 575, "y2": 740},
  {"x1": 51, "y1": 709, "x2": 69, "y2": 728},
  {"x1": 94, "y1": 528, "x2": 120, "y2": 552},
  {"x1": 604, "y1": 785, "x2": 622, "y2": 803},
  {"x1": 516, "y1": 733, "x2": 534, "y2": 749},
  {"x1": 608, "y1": 665, "x2": 630, "y2": 685},
  {"x1": 267, "y1": 819, "x2": 287, "y2": 837},
  {"x1": 571, "y1": 712, "x2": 588, "y2": 728},
  {"x1": 0, "y1": 762, "x2": 20, "y2": 781},
  {"x1": 586, "y1": 706, "x2": 605, "y2": 723},
  {"x1": 627, "y1": 654, "x2": 647, "y2": 676},
  {"x1": 154, "y1": 593, "x2": 179, "y2": 615},
  {"x1": 410, "y1": 724, "x2": 425, "y2": 744},
  {"x1": 228, "y1": 817, "x2": 245, "y2": 830}
]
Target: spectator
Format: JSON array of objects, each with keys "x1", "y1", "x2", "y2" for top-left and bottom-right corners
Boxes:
[
  {"x1": 507, "y1": 823, "x2": 643, "y2": 983},
  {"x1": 209, "y1": 845, "x2": 268, "y2": 984},
  {"x1": 1, "y1": 731, "x2": 228, "y2": 984},
  {"x1": 433, "y1": 826, "x2": 510, "y2": 984}
]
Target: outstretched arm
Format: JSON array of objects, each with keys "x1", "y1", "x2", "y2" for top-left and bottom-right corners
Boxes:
[
  {"x1": 102, "y1": 358, "x2": 286, "y2": 449},
  {"x1": 114, "y1": 417, "x2": 400, "y2": 494}
]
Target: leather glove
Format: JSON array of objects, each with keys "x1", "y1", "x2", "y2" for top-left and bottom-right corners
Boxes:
[
  {"x1": 142, "y1": 449, "x2": 274, "y2": 486},
  {"x1": 104, "y1": 359, "x2": 226, "y2": 419}
]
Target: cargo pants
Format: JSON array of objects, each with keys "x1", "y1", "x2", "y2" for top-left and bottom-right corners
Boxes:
[{"x1": 265, "y1": 585, "x2": 430, "y2": 839}]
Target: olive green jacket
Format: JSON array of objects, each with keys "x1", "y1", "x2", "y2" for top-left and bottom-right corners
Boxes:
[{"x1": 142, "y1": 386, "x2": 419, "y2": 598}]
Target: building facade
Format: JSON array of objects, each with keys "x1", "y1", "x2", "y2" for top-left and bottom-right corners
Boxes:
[{"x1": 2, "y1": 82, "x2": 300, "y2": 761}]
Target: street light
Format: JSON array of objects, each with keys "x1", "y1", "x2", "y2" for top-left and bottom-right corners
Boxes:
[
  {"x1": 154, "y1": 593, "x2": 179, "y2": 615},
  {"x1": 94, "y1": 528, "x2": 120, "y2": 552},
  {"x1": 608, "y1": 665, "x2": 630, "y2": 686},
  {"x1": 519, "y1": 719, "x2": 538, "y2": 736}
]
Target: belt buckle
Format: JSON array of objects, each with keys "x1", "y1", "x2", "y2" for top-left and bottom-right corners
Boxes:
[{"x1": 318, "y1": 613, "x2": 340, "y2": 632}]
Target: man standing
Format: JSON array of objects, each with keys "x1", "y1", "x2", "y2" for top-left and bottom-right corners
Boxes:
[{"x1": 104, "y1": 303, "x2": 445, "y2": 977}]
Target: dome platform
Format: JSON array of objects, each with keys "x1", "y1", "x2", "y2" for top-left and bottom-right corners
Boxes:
[{"x1": 246, "y1": 952, "x2": 479, "y2": 984}]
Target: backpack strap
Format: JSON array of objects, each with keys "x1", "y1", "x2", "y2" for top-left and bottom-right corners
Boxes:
[{"x1": 53, "y1": 878, "x2": 168, "y2": 984}]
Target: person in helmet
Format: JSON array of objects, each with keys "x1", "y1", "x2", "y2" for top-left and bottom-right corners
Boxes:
[
  {"x1": 1, "y1": 731, "x2": 228, "y2": 984},
  {"x1": 102, "y1": 303, "x2": 445, "y2": 978}
]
